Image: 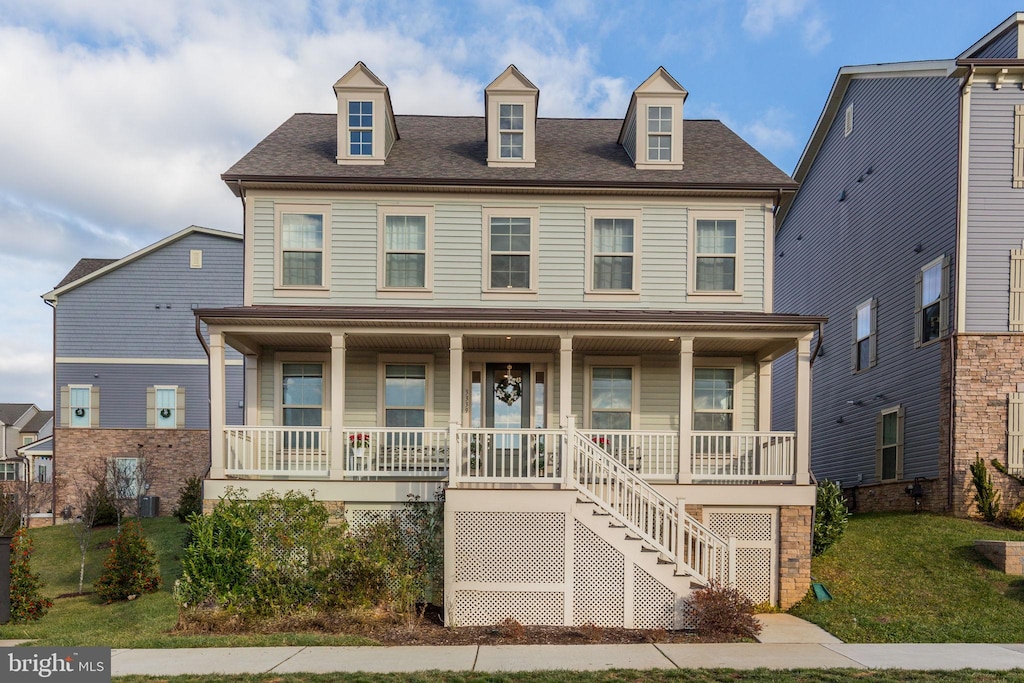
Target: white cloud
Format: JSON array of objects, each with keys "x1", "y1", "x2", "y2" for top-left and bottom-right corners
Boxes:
[
  {"x1": 741, "y1": 0, "x2": 831, "y2": 53},
  {"x1": 741, "y1": 108, "x2": 798, "y2": 153}
]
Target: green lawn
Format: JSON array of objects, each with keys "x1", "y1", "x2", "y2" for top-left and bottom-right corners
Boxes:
[
  {"x1": 791, "y1": 512, "x2": 1024, "y2": 642},
  {"x1": 0, "y1": 517, "x2": 373, "y2": 648}
]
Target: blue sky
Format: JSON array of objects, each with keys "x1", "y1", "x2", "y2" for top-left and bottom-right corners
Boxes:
[{"x1": 1, "y1": 0, "x2": 1022, "y2": 408}]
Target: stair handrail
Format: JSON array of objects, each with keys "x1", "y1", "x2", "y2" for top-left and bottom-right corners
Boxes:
[{"x1": 571, "y1": 430, "x2": 731, "y2": 586}]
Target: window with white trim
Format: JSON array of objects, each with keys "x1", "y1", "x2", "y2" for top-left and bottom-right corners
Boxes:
[
  {"x1": 499, "y1": 103, "x2": 524, "y2": 159},
  {"x1": 488, "y1": 216, "x2": 532, "y2": 289},
  {"x1": 280, "y1": 211, "x2": 325, "y2": 288},
  {"x1": 384, "y1": 364, "x2": 427, "y2": 428},
  {"x1": 695, "y1": 219, "x2": 737, "y2": 291},
  {"x1": 35, "y1": 458, "x2": 51, "y2": 484},
  {"x1": 647, "y1": 105, "x2": 672, "y2": 161},
  {"x1": 693, "y1": 368, "x2": 734, "y2": 431},
  {"x1": 853, "y1": 298, "x2": 876, "y2": 372},
  {"x1": 383, "y1": 215, "x2": 428, "y2": 289},
  {"x1": 22, "y1": 434, "x2": 33, "y2": 446},
  {"x1": 0, "y1": 462, "x2": 17, "y2": 481},
  {"x1": 591, "y1": 218, "x2": 635, "y2": 290},
  {"x1": 156, "y1": 387, "x2": 177, "y2": 428},
  {"x1": 590, "y1": 367, "x2": 633, "y2": 430},
  {"x1": 70, "y1": 385, "x2": 92, "y2": 428},
  {"x1": 915, "y1": 256, "x2": 949, "y2": 345},
  {"x1": 877, "y1": 405, "x2": 904, "y2": 482},
  {"x1": 282, "y1": 363, "x2": 323, "y2": 428},
  {"x1": 349, "y1": 100, "x2": 373, "y2": 156},
  {"x1": 109, "y1": 457, "x2": 143, "y2": 499}
]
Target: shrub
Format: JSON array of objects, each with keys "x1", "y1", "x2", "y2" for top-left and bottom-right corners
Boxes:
[
  {"x1": 84, "y1": 482, "x2": 119, "y2": 528},
  {"x1": 971, "y1": 456, "x2": 1001, "y2": 522},
  {"x1": 1008, "y1": 501, "x2": 1024, "y2": 531},
  {"x1": 94, "y1": 520, "x2": 161, "y2": 602},
  {"x1": 9, "y1": 528, "x2": 52, "y2": 622},
  {"x1": 813, "y1": 479, "x2": 850, "y2": 556},
  {"x1": 684, "y1": 580, "x2": 761, "y2": 640},
  {"x1": 172, "y1": 475, "x2": 204, "y2": 523}
]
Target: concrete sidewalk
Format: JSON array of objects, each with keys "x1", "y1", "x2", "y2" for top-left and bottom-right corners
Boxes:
[{"x1": 103, "y1": 617, "x2": 1024, "y2": 675}]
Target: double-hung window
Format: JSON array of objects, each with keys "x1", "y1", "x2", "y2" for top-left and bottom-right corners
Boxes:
[
  {"x1": 877, "y1": 406, "x2": 904, "y2": 481},
  {"x1": 35, "y1": 458, "x2": 51, "y2": 484},
  {"x1": 384, "y1": 364, "x2": 427, "y2": 428},
  {"x1": 591, "y1": 217, "x2": 636, "y2": 291},
  {"x1": 853, "y1": 299, "x2": 876, "y2": 372},
  {"x1": 915, "y1": 256, "x2": 948, "y2": 345},
  {"x1": 693, "y1": 368, "x2": 735, "y2": 431},
  {"x1": 282, "y1": 362, "x2": 323, "y2": 429},
  {"x1": 110, "y1": 457, "x2": 142, "y2": 499},
  {"x1": 349, "y1": 100, "x2": 373, "y2": 156},
  {"x1": 279, "y1": 210, "x2": 326, "y2": 289},
  {"x1": 0, "y1": 463, "x2": 17, "y2": 481},
  {"x1": 647, "y1": 106, "x2": 672, "y2": 161},
  {"x1": 382, "y1": 213, "x2": 429, "y2": 290},
  {"x1": 499, "y1": 104, "x2": 524, "y2": 159},
  {"x1": 484, "y1": 209, "x2": 537, "y2": 292},
  {"x1": 589, "y1": 367, "x2": 634, "y2": 430},
  {"x1": 695, "y1": 218, "x2": 738, "y2": 291},
  {"x1": 69, "y1": 385, "x2": 92, "y2": 428},
  {"x1": 155, "y1": 386, "x2": 179, "y2": 428}
]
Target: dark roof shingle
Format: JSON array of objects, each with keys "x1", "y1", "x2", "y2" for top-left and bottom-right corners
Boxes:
[
  {"x1": 224, "y1": 115, "x2": 796, "y2": 190},
  {"x1": 22, "y1": 411, "x2": 53, "y2": 433},
  {"x1": 56, "y1": 258, "x2": 117, "y2": 289},
  {"x1": 0, "y1": 404, "x2": 34, "y2": 426}
]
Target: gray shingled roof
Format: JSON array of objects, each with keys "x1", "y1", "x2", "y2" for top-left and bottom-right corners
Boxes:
[
  {"x1": 223, "y1": 115, "x2": 797, "y2": 191},
  {"x1": 0, "y1": 404, "x2": 33, "y2": 426},
  {"x1": 56, "y1": 258, "x2": 117, "y2": 289},
  {"x1": 22, "y1": 411, "x2": 52, "y2": 433}
]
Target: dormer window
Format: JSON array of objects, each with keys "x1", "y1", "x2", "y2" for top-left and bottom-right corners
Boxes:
[
  {"x1": 349, "y1": 101, "x2": 373, "y2": 156},
  {"x1": 499, "y1": 104, "x2": 525, "y2": 159},
  {"x1": 647, "y1": 106, "x2": 673, "y2": 161}
]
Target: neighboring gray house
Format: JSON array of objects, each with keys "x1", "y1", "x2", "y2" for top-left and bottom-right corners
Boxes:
[
  {"x1": 773, "y1": 13, "x2": 1024, "y2": 516},
  {"x1": 0, "y1": 403, "x2": 51, "y2": 478},
  {"x1": 0, "y1": 404, "x2": 53, "y2": 524},
  {"x1": 43, "y1": 226, "x2": 244, "y2": 518}
]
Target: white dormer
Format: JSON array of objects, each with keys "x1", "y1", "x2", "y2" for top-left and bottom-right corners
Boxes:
[
  {"x1": 485, "y1": 65, "x2": 539, "y2": 168},
  {"x1": 333, "y1": 62, "x2": 398, "y2": 166},
  {"x1": 618, "y1": 67, "x2": 687, "y2": 170}
]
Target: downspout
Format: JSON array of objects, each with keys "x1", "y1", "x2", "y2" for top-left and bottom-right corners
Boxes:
[
  {"x1": 45, "y1": 297, "x2": 57, "y2": 525},
  {"x1": 195, "y1": 313, "x2": 212, "y2": 479},
  {"x1": 810, "y1": 321, "x2": 824, "y2": 368}
]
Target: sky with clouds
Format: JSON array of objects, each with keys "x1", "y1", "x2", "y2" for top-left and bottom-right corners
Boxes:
[{"x1": 1, "y1": 0, "x2": 1021, "y2": 409}]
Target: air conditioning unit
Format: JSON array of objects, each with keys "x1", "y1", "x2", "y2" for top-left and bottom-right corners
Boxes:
[{"x1": 140, "y1": 496, "x2": 160, "y2": 518}]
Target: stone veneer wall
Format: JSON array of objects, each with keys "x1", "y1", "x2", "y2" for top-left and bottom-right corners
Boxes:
[
  {"x1": 779, "y1": 505, "x2": 812, "y2": 609},
  {"x1": 948, "y1": 335, "x2": 1024, "y2": 517},
  {"x1": 841, "y1": 478, "x2": 946, "y2": 514},
  {"x1": 56, "y1": 428, "x2": 210, "y2": 516}
]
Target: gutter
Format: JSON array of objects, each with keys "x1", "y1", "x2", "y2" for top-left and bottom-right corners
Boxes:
[{"x1": 194, "y1": 312, "x2": 212, "y2": 481}]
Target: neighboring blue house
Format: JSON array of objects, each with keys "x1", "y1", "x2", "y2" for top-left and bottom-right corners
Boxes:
[
  {"x1": 774, "y1": 13, "x2": 1024, "y2": 516},
  {"x1": 43, "y1": 226, "x2": 243, "y2": 518}
]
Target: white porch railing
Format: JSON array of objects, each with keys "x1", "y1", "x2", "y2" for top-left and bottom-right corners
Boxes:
[
  {"x1": 572, "y1": 430, "x2": 731, "y2": 585},
  {"x1": 578, "y1": 430, "x2": 678, "y2": 481},
  {"x1": 454, "y1": 428, "x2": 564, "y2": 483},
  {"x1": 342, "y1": 428, "x2": 449, "y2": 477},
  {"x1": 225, "y1": 426, "x2": 331, "y2": 477},
  {"x1": 691, "y1": 431, "x2": 796, "y2": 482}
]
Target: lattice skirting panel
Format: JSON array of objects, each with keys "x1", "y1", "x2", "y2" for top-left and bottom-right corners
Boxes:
[{"x1": 704, "y1": 507, "x2": 778, "y2": 606}]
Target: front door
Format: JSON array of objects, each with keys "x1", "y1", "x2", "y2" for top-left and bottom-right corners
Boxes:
[{"x1": 485, "y1": 363, "x2": 530, "y2": 430}]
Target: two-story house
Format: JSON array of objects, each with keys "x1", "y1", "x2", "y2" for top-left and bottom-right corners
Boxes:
[
  {"x1": 0, "y1": 404, "x2": 53, "y2": 523},
  {"x1": 44, "y1": 226, "x2": 244, "y2": 518},
  {"x1": 199, "y1": 62, "x2": 824, "y2": 627},
  {"x1": 774, "y1": 13, "x2": 1024, "y2": 516}
]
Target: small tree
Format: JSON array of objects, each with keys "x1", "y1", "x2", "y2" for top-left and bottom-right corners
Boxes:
[
  {"x1": 9, "y1": 528, "x2": 52, "y2": 622},
  {"x1": 813, "y1": 480, "x2": 850, "y2": 556},
  {"x1": 94, "y1": 520, "x2": 161, "y2": 602},
  {"x1": 67, "y1": 473, "x2": 102, "y2": 594},
  {"x1": 971, "y1": 456, "x2": 1001, "y2": 522},
  {"x1": 172, "y1": 475, "x2": 203, "y2": 523}
]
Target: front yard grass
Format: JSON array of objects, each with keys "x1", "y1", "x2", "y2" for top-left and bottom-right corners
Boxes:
[
  {"x1": 0, "y1": 517, "x2": 374, "y2": 648},
  {"x1": 791, "y1": 512, "x2": 1024, "y2": 642}
]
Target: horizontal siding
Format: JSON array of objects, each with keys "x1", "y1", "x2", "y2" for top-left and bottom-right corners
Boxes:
[
  {"x1": 57, "y1": 233, "x2": 242, "y2": 359},
  {"x1": 773, "y1": 75, "x2": 959, "y2": 485},
  {"x1": 251, "y1": 196, "x2": 768, "y2": 311},
  {"x1": 56, "y1": 363, "x2": 242, "y2": 429},
  {"x1": 966, "y1": 87, "x2": 1024, "y2": 331}
]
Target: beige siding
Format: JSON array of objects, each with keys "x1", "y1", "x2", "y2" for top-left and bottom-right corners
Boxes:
[
  {"x1": 258, "y1": 349, "x2": 275, "y2": 424},
  {"x1": 638, "y1": 355, "x2": 678, "y2": 430},
  {"x1": 344, "y1": 351, "x2": 377, "y2": 425},
  {"x1": 539, "y1": 204, "x2": 586, "y2": 302},
  {"x1": 253, "y1": 199, "x2": 275, "y2": 299},
  {"x1": 332, "y1": 201, "x2": 378, "y2": 301},
  {"x1": 642, "y1": 206, "x2": 688, "y2": 308}
]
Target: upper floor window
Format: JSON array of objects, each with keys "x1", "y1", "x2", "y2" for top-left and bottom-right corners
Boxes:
[
  {"x1": 0, "y1": 463, "x2": 17, "y2": 481},
  {"x1": 483, "y1": 208, "x2": 538, "y2": 294},
  {"x1": 279, "y1": 211, "x2": 326, "y2": 289},
  {"x1": 916, "y1": 256, "x2": 949, "y2": 346},
  {"x1": 22, "y1": 434, "x2": 33, "y2": 446},
  {"x1": 349, "y1": 101, "x2": 373, "y2": 156},
  {"x1": 384, "y1": 363, "x2": 427, "y2": 428},
  {"x1": 150, "y1": 385, "x2": 182, "y2": 429},
  {"x1": 853, "y1": 298, "x2": 877, "y2": 372},
  {"x1": 69, "y1": 385, "x2": 94, "y2": 428},
  {"x1": 591, "y1": 217, "x2": 636, "y2": 292},
  {"x1": 647, "y1": 106, "x2": 672, "y2": 161},
  {"x1": 499, "y1": 104, "x2": 524, "y2": 159},
  {"x1": 693, "y1": 368, "x2": 734, "y2": 431},
  {"x1": 695, "y1": 219, "x2": 737, "y2": 291},
  {"x1": 381, "y1": 213, "x2": 429, "y2": 290}
]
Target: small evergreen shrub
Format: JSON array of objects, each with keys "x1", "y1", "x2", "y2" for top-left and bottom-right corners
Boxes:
[
  {"x1": 94, "y1": 520, "x2": 161, "y2": 602},
  {"x1": 9, "y1": 528, "x2": 52, "y2": 622},
  {"x1": 1008, "y1": 501, "x2": 1024, "y2": 531},
  {"x1": 813, "y1": 479, "x2": 850, "y2": 556},
  {"x1": 84, "y1": 482, "x2": 119, "y2": 528},
  {"x1": 172, "y1": 475, "x2": 204, "y2": 523},
  {"x1": 684, "y1": 580, "x2": 762, "y2": 640},
  {"x1": 971, "y1": 456, "x2": 1001, "y2": 522}
]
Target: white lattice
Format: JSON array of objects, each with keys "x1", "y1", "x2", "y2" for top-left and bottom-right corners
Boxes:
[
  {"x1": 632, "y1": 566, "x2": 677, "y2": 629},
  {"x1": 345, "y1": 505, "x2": 406, "y2": 531},
  {"x1": 454, "y1": 512, "x2": 565, "y2": 583},
  {"x1": 572, "y1": 520, "x2": 625, "y2": 627},
  {"x1": 705, "y1": 512, "x2": 773, "y2": 542},
  {"x1": 736, "y1": 547, "x2": 773, "y2": 605},
  {"x1": 453, "y1": 590, "x2": 564, "y2": 626},
  {"x1": 704, "y1": 508, "x2": 778, "y2": 606}
]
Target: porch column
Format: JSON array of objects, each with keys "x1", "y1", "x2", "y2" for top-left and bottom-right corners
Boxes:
[
  {"x1": 330, "y1": 333, "x2": 346, "y2": 479},
  {"x1": 449, "y1": 335, "x2": 463, "y2": 486},
  {"x1": 209, "y1": 331, "x2": 226, "y2": 479},
  {"x1": 244, "y1": 354, "x2": 258, "y2": 425},
  {"x1": 795, "y1": 334, "x2": 812, "y2": 485},
  {"x1": 678, "y1": 337, "x2": 694, "y2": 484},
  {"x1": 757, "y1": 358, "x2": 772, "y2": 431},
  {"x1": 559, "y1": 335, "x2": 573, "y2": 427}
]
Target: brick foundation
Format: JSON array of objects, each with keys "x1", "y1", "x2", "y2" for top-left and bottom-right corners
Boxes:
[
  {"x1": 949, "y1": 335, "x2": 1024, "y2": 518},
  {"x1": 842, "y1": 478, "x2": 945, "y2": 514},
  {"x1": 55, "y1": 428, "x2": 210, "y2": 517},
  {"x1": 779, "y1": 505, "x2": 812, "y2": 609}
]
